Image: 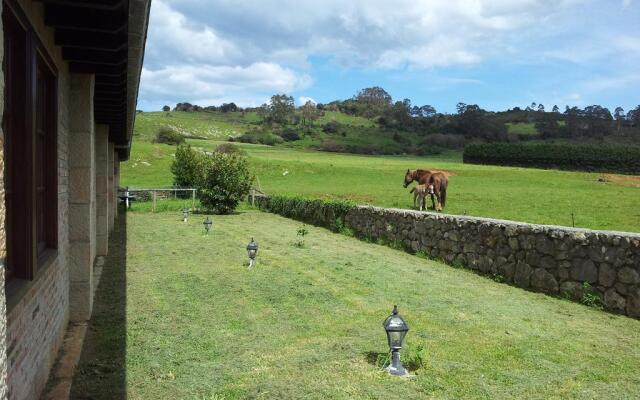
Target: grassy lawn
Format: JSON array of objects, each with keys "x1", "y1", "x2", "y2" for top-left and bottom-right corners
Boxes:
[
  {"x1": 71, "y1": 209, "x2": 640, "y2": 399},
  {"x1": 122, "y1": 140, "x2": 640, "y2": 232}
]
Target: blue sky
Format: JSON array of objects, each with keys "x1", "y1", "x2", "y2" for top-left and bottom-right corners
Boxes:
[{"x1": 138, "y1": 0, "x2": 639, "y2": 114}]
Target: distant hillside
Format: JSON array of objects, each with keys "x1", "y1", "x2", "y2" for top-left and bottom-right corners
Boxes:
[{"x1": 140, "y1": 90, "x2": 640, "y2": 156}]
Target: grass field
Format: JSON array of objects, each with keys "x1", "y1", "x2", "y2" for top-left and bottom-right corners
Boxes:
[
  {"x1": 71, "y1": 210, "x2": 640, "y2": 399},
  {"x1": 122, "y1": 138, "x2": 640, "y2": 232}
]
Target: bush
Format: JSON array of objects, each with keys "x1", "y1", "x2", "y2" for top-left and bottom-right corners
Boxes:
[
  {"x1": 319, "y1": 139, "x2": 345, "y2": 153},
  {"x1": 171, "y1": 144, "x2": 204, "y2": 188},
  {"x1": 280, "y1": 127, "x2": 301, "y2": 141},
  {"x1": 463, "y1": 143, "x2": 640, "y2": 174},
  {"x1": 214, "y1": 143, "x2": 246, "y2": 156},
  {"x1": 198, "y1": 153, "x2": 253, "y2": 214},
  {"x1": 237, "y1": 130, "x2": 283, "y2": 146},
  {"x1": 255, "y1": 195, "x2": 355, "y2": 232},
  {"x1": 322, "y1": 120, "x2": 342, "y2": 133},
  {"x1": 154, "y1": 126, "x2": 185, "y2": 145}
]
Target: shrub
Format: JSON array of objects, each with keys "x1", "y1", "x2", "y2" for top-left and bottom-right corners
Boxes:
[
  {"x1": 322, "y1": 120, "x2": 342, "y2": 133},
  {"x1": 154, "y1": 126, "x2": 185, "y2": 145},
  {"x1": 237, "y1": 130, "x2": 283, "y2": 146},
  {"x1": 280, "y1": 127, "x2": 301, "y2": 141},
  {"x1": 171, "y1": 144, "x2": 204, "y2": 188},
  {"x1": 319, "y1": 139, "x2": 345, "y2": 153},
  {"x1": 255, "y1": 195, "x2": 355, "y2": 231},
  {"x1": 198, "y1": 153, "x2": 253, "y2": 214},
  {"x1": 463, "y1": 143, "x2": 640, "y2": 174},
  {"x1": 214, "y1": 143, "x2": 247, "y2": 156}
]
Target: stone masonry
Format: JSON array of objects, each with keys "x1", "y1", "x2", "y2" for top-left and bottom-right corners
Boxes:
[
  {"x1": 68, "y1": 74, "x2": 96, "y2": 322},
  {"x1": 95, "y1": 125, "x2": 110, "y2": 256},
  {"x1": 346, "y1": 206, "x2": 640, "y2": 318}
]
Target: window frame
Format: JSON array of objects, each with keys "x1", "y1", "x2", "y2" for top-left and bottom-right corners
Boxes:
[{"x1": 2, "y1": 0, "x2": 59, "y2": 284}]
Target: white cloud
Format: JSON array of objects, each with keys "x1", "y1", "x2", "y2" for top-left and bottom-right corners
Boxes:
[
  {"x1": 139, "y1": 0, "x2": 637, "y2": 109},
  {"x1": 298, "y1": 96, "x2": 316, "y2": 105},
  {"x1": 140, "y1": 63, "x2": 312, "y2": 107}
]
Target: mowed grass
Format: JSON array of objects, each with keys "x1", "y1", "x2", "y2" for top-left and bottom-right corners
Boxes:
[
  {"x1": 73, "y1": 210, "x2": 640, "y2": 399},
  {"x1": 122, "y1": 140, "x2": 640, "y2": 232}
]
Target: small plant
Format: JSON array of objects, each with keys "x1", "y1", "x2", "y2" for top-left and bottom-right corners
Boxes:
[
  {"x1": 294, "y1": 225, "x2": 309, "y2": 247},
  {"x1": 581, "y1": 282, "x2": 602, "y2": 308},
  {"x1": 491, "y1": 273, "x2": 506, "y2": 283}
]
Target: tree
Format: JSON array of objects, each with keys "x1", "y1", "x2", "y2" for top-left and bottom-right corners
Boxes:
[
  {"x1": 162, "y1": 105, "x2": 170, "y2": 112},
  {"x1": 411, "y1": 105, "x2": 436, "y2": 118},
  {"x1": 257, "y1": 103, "x2": 269, "y2": 122},
  {"x1": 300, "y1": 100, "x2": 320, "y2": 126},
  {"x1": 537, "y1": 104, "x2": 545, "y2": 113},
  {"x1": 269, "y1": 94, "x2": 295, "y2": 124},
  {"x1": 583, "y1": 105, "x2": 612, "y2": 137},
  {"x1": 353, "y1": 86, "x2": 392, "y2": 117},
  {"x1": 220, "y1": 102, "x2": 238, "y2": 113},
  {"x1": 198, "y1": 152, "x2": 253, "y2": 214},
  {"x1": 614, "y1": 106, "x2": 625, "y2": 133},
  {"x1": 627, "y1": 105, "x2": 640, "y2": 127},
  {"x1": 171, "y1": 144, "x2": 204, "y2": 188},
  {"x1": 552, "y1": 105, "x2": 560, "y2": 113}
]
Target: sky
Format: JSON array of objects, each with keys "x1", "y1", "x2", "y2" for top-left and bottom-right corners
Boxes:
[{"x1": 137, "y1": 0, "x2": 640, "y2": 114}]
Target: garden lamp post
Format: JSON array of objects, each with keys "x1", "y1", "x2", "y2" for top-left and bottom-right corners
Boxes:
[
  {"x1": 203, "y1": 216, "x2": 213, "y2": 234},
  {"x1": 182, "y1": 208, "x2": 189, "y2": 223},
  {"x1": 383, "y1": 305, "x2": 410, "y2": 377},
  {"x1": 246, "y1": 238, "x2": 258, "y2": 268}
]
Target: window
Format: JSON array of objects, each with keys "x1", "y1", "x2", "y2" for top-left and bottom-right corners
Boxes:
[{"x1": 2, "y1": 1, "x2": 58, "y2": 282}]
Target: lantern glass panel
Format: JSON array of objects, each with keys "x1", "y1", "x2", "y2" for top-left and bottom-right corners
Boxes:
[{"x1": 386, "y1": 330, "x2": 407, "y2": 350}]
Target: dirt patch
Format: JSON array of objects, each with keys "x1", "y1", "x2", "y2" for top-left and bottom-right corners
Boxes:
[{"x1": 600, "y1": 174, "x2": 640, "y2": 188}]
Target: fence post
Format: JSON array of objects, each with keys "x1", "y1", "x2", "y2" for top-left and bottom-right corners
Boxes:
[
  {"x1": 192, "y1": 189, "x2": 196, "y2": 210},
  {"x1": 153, "y1": 191, "x2": 157, "y2": 212}
]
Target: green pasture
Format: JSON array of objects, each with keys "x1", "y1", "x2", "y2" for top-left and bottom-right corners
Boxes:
[
  {"x1": 122, "y1": 139, "x2": 640, "y2": 233},
  {"x1": 71, "y1": 210, "x2": 640, "y2": 399}
]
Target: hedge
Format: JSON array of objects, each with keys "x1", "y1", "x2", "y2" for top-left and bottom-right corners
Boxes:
[
  {"x1": 253, "y1": 195, "x2": 355, "y2": 232},
  {"x1": 463, "y1": 143, "x2": 640, "y2": 174}
]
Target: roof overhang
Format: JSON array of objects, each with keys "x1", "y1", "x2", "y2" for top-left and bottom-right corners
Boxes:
[{"x1": 37, "y1": 0, "x2": 151, "y2": 161}]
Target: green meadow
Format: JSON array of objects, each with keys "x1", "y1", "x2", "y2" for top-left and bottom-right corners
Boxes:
[{"x1": 71, "y1": 210, "x2": 640, "y2": 399}]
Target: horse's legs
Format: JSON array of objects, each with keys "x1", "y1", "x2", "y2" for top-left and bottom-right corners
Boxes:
[{"x1": 435, "y1": 190, "x2": 442, "y2": 212}]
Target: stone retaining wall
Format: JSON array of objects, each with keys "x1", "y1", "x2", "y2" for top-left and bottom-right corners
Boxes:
[
  {"x1": 254, "y1": 195, "x2": 640, "y2": 318},
  {"x1": 346, "y1": 206, "x2": 640, "y2": 318}
]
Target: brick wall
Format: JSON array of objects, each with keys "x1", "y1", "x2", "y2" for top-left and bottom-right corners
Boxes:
[
  {"x1": 0, "y1": 0, "x2": 9, "y2": 395},
  {"x1": 3, "y1": 2, "x2": 70, "y2": 399}
]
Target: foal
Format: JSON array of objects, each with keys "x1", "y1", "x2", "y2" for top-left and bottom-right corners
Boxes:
[{"x1": 409, "y1": 184, "x2": 429, "y2": 211}]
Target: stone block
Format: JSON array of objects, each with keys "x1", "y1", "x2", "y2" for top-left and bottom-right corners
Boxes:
[
  {"x1": 604, "y1": 289, "x2": 626, "y2": 313},
  {"x1": 69, "y1": 281, "x2": 93, "y2": 321},
  {"x1": 69, "y1": 168, "x2": 92, "y2": 204},
  {"x1": 69, "y1": 204, "x2": 92, "y2": 241},
  {"x1": 514, "y1": 262, "x2": 532, "y2": 288},
  {"x1": 598, "y1": 263, "x2": 616, "y2": 287},
  {"x1": 626, "y1": 286, "x2": 640, "y2": 318},
  {"x1": 618, "y1": 267, "x2": 640, "y2": 285},
  {"x1": 531, "y1": 268, "x2": 559, "y2": 294},
  {"x1": 570, "y1": 259, "x2": 597, "y2": 283}
]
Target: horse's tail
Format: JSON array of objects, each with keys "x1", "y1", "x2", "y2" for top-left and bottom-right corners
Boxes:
[{"x1": 440, "y1": 180, "x2": 447, "y2": 208}]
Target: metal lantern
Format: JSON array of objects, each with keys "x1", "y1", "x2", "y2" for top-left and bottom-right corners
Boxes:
[
  {"x1": 246, "y1": 238, "x2": 258, "y2": 268},
  {"x1": 182, "y1": 208, "x2": 189, "y2": 222},
  {"x1": 203, "y1": 216, "x2": 213, "y2": 234},
  {"x1": 382, "y1": 305, "x2": 410, "y2": 376}
]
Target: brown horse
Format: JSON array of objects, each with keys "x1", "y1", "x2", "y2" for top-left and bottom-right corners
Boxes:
[{"x1": 403, "y1": 169, "x2": 448, "y2": 211}]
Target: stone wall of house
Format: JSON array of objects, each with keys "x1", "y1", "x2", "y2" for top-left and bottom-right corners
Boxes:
[{"x1": 345, "y1": 206, "x2": 640, "y2": 317}]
